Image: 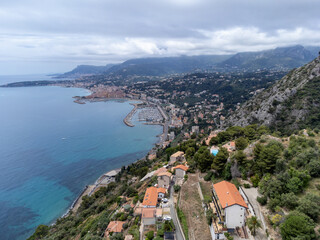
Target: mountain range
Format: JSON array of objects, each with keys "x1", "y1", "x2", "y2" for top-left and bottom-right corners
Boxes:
[{"x1": 57, "y1": 45, "x2": 319, "y2": 78}]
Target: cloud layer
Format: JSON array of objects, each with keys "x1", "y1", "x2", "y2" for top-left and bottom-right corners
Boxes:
[{"x1": 0, "y1": 0, "x2": 319, "y2": 74}]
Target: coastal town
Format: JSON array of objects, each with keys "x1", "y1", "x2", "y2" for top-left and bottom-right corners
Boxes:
[
  {"x1": 23, "y1": 62, "x2": 319, "y2": 240},
  {"x1": 68, "y1": 130, "x2": 273, "y2": 240},
  {"x1": 64, "y1": 85, "x2": 271, "y2": 240}
]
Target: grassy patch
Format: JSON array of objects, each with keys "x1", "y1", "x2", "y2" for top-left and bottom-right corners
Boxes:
[
  {"x1": 305, "y1": 178, "x2": 320, "y2": 197},
  {"x1": 177, "y1": 206, "x2": 189, "y2": 240}
]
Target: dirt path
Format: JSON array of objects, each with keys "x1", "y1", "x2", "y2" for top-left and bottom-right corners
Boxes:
[{"x1": 179, "y1": 173, "x2": 211, "y2": 240}]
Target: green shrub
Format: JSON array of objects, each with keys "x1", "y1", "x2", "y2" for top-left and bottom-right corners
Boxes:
[{"x1": 257, "y1": 195, "x2": 268, "y2": 206}]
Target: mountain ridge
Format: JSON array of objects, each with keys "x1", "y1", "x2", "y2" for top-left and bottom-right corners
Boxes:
[
  {"x1": 225, "y1": 55, "x2": 320, "y2": 134},
  {"x1": 57, "y1": 45, "x2": 319, "y2": 79}
]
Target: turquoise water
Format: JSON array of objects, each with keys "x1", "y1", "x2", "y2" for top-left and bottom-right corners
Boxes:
[
  {"x1": 0, "y1": 86, "x2": 162, "y2": 240},
  {"x1": 211, "y1": 149, "x2": 219, "y2": 156}
]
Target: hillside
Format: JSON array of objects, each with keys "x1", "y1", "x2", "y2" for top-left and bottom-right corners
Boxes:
[
  {"x1": 218, "y1": 45, "x2": 317, "y2": 71},
  {"x1": 103, "y1": 55, "x2": 231, "y2": 77},
  {"x1": 56, "y1": 64, "x2": 115, "y2": 78},
  {"x1": 226, "y1": 55, "x2": 320, "y2": 134}
]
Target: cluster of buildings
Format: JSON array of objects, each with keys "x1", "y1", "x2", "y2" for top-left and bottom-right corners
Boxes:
[{"x1": 105, "y1": 151, "x2": 188, "y2": 240}]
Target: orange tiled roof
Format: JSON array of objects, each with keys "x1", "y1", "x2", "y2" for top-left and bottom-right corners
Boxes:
[
  {"x1": 173, "y1": 165, "x2": 189, "y2": 172},
  {"x1": 142, "y1": 187, "x2": 158, "y2": 207},
  {"x1": 157, "y1": 187, "x2": 167, "y2": 194},
  {"x1": 213, "y1": 181, "x2": 248, "y2": 209},
  {"x1": 142, "y1": 208, "x2": 156, "y2": 218},
  {"x1": 107, "y1": 221, "x2": 125, "y2": 233},
  {"x1": 158, "y1": 172, "x2": 172, "y2": 177},
  {"x1": 142, "y1": 187, "x2": 166, "y2": 207}
]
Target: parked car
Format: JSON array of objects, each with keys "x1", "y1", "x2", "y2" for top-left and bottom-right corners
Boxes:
[{"x1": 162, "y1": 198, "x2": 168, "y2": 203}]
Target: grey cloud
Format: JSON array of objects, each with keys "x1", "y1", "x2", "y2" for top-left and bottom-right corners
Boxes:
[{"x1": 0, "y1": 0, "x2": 319, "y2": 74}]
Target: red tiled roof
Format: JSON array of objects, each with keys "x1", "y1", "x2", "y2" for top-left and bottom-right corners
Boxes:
[
  {"x1": 213, "y1": 181, "x2": 248, "y2": 209},
  {"x1": 142, "y1": 187, "x2": 158, "y2": 207},
  {"x1": 157, "y1": 187, "x2": 167, "y2": 194},
  {"x1": 142, "y1": 208, "x2": 156, "y2": 219},
  {"x1": 142, "y1": 187, "x2": 166, "y2": 207},
  {"x1": 106, "y1": 221, "x2": 125, "y2": 233},
  {"x1": 173, "y1": 165, "x2": 189, "y2": 172}
]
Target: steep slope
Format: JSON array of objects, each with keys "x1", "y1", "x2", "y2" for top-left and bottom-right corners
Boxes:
[
  {"x1": 218, "y1": 45, "x2": 316, "y2": 71},
  {"x1": 226, "y1": 55, "x2": 320, "y2": 134}
]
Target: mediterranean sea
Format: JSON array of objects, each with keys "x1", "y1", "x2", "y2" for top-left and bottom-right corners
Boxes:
[{"x1": 0, "y1": 78, "x2": 162, "y2": 240}]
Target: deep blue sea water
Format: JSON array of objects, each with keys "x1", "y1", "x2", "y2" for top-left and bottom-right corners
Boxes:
[{"x1": 0, "y1": 83, "x2": 162, "y2": 239}]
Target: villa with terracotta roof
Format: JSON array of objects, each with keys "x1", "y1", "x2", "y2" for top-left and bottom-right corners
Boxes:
[
  {"x1": 212, "y1": 181, "x2": 248, "y2": 229},
  {"x1": 157, "y1": 171, "x2": 172, "y2": 189},
  {"x1": 173, "y1": 165, "x2": 189, "y2": 179},
  {"x1": 169, "y1": 151, "x2": 185, "y2": 165},
  {"x1": 105, "y1": 221, "x2": 125, "y2": 236},
  {"x1": 222, "y1": 141, "x2": 236, "y2": 152},
  {"x1": 142, "y1": 187, "x2": 166, "y2": 208}
]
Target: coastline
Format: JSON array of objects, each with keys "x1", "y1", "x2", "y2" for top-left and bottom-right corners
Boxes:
[{"x1": 61, "y1": 99, "x2": 167, "y2": 221}]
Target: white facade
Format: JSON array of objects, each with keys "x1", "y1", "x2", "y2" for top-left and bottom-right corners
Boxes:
[
  {"x1": 158, "y1": 192, "x2": 165, "y2": 198},
  {"x1": 224, "y1": 204, "x2": 246, "y2": 229}
]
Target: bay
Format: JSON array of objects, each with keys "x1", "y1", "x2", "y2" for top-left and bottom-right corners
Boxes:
[{"x1": 0, "y1": 85, "x2": 162, "y2": 240}]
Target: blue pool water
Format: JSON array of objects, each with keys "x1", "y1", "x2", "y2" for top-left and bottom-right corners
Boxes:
[
  {"x1": 211, "y1": 149, "x2": 219, "y2": 156},
  {"x1": 0, "y1": 85, "x2": 162, "y2": 240}
]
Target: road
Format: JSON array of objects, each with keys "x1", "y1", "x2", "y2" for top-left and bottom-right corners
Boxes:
[
  {"x1": 242, "y1": 187, "x2": 268, "y2": 240},
  {"x1": 169, "y1": 184, "x2": 185, "y2": 240}
]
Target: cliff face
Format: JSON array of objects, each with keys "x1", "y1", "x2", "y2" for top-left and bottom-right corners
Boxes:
[{"x1": 226, "y1": 56, "x2": 320, "y2": 134}]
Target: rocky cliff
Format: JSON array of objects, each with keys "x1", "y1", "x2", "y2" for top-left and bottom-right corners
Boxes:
[{"x1": 226, "y1": 55, "x2": 320, "y2": 134}]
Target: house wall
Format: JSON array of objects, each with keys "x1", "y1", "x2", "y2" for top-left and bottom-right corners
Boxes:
[
  {"x1": 175, "y1": 169, "x2": 185, "y2": 179},
  {"x1": 169, "y1": 156, "x2": 177, "y2": 164},
  {"x1": 158, "y1": 176, "x2": 170, "y2": 188},
  {"x1": 225, "y1": 205, "x2": 246, "y2": 229},
  {"x1": 158, "y1": 192, "x2": 165, "y2": 198},
  {"x1": 142, "y1": 217, "x2": 156, "y2": 226}
]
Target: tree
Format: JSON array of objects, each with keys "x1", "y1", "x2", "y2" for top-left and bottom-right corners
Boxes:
[
  {"x1": 110, "y1": 233, "x2": 124, "y2": 240},
  {"x1": 256, "y1": 141, "x2": 283, "y2": 174},
  {"x1": 234, "y1": 150, "x2": 247, "y2": 165},
  {"x1": 280, "y1": 211, "x2": 316, "y2": 240},
  {"x1": 194, "y1": 147, "x2": 214, "y2": 172},
  {"x1": 280, "y1": 192, "x2": 299, "y2": 210},
  {"x1": 174, "y1": 185, "x2": 181, "y2": 192},
  {"x1": 247, "y1": 216, "x2": 262, "y2": 236},
  {"x1": 235, "y1": 137, "x2": 248, "y2": 150},
  {"x1": 145, "y1": 231, "x2": 154, "y2": 240},
  {"x1": 27, "y1": 225, "x2": 49, "y2": 240},
  {"x1": 212, "y1": 147, "x2": 229, "y2": 174},
  {"x1": 185, "y1": 147, "x2": 195, "y2": 158},
  {"x1": 297, "y1": 194, "x2": 320, "y2": 222}
]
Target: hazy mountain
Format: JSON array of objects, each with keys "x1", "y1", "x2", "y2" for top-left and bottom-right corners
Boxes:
[
  {"x1": 103, "y1": 55, "x2": 231, "y2": 77},
  {"x1": 225, "y1": 56, "x2": 320, "y2": 134},
  {"x1": 218, "y1": 45, "x2": 317, "y2": 71},
  {"x1": 56, "y1": 64, "x2": 115, "y2": 78},
  {"x1": 58, "y1": 45, "x2": 319, "y2": 79}
]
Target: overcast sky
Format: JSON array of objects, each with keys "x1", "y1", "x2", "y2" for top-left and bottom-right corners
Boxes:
[{"x1": 0, "y1": 0, "x2": 319, "y2": 74}]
